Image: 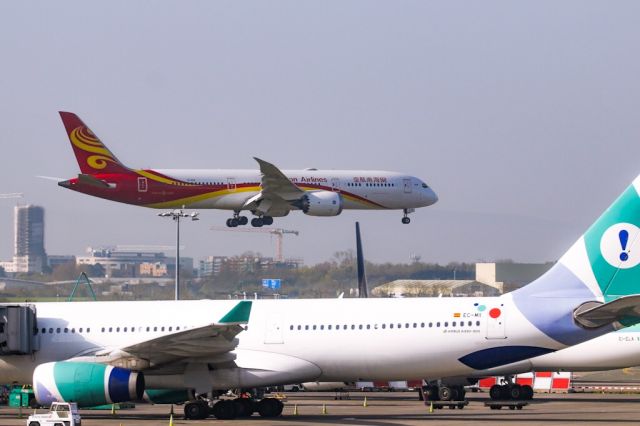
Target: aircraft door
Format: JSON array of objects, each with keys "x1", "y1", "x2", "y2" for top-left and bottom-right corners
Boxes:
[
  {"x1": 137, "y1": 177, "x2": 148, "y2": 192},
  {"x1": 331, "y1": 178, "x2": 340, "y2": 192},
  {"x1": 264, "y1": 314, "x2": 284, "y2": 344},
  {"x1": 403, "y1": 178, "x2": 412, "y2": 193},
  {"x1": 227, "y1": 178, "x2": 236, "y2": 192},
  {"x1": 485, "y1": 303, "x2": 506, "y2": 339}
]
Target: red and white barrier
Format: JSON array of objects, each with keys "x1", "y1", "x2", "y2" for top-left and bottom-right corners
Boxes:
[{"x1": 478, "y1": 372, "x2": 571, "y2": 393}]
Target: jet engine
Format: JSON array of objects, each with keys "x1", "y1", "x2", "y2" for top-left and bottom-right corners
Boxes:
[
  {"x1": 296, "y1": 191, "x2": 343, "y2": 216},
  {"x1": 33, "y1": 361, "x2": 144, "y2": 407}
]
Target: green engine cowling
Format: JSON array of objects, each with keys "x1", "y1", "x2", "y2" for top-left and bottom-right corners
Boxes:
[
  {"x1": 33, "y1": 362, "x2": 144, "y2": 408},
  {"x1": 143, "y1": 388, "x2": 195, "y2": 404}
]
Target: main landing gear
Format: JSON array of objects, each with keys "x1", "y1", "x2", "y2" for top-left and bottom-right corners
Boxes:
[
  {"x1": 249, "y1": 216, "x2": 273, "y2": 228},
  {"x1": 489, "y1": 383, "x2": 534, "y2": 401},
  {"x1": 420, "y1": 384, "x2": 467, "y2": 404},
  {"x1": 226, "y1": 211, "x2": 249, "y2": 228},
  {"x1": 225, "y1": 212, "x2": 274, "y2": 228},
  {"x1": 401, "y1": 208, "x2": 414, "y2": 224},
  {"x1": 183, "y1": 397, "x2": 284, "y2": 420}
]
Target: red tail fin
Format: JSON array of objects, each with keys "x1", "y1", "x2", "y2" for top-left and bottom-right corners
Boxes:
[{"x1": 59, "y1": 112, "x2": 130, "y2": 174}]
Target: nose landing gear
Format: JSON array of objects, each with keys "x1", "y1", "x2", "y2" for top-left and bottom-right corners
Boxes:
[{"x1": 402, "y1": 208, "x2": 414, "y2": 224}]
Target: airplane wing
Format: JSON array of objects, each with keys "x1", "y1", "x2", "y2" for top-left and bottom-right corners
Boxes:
[
  {"x1": 574, "y1": 295, "x2": 640, "y2": 329},
  {"x1": 102, "y1": 301, "x2": 252, "y2": 367},
  {"x1": 242, "y1": 158, "x2": 305, "y2": 214},
  {"x1": 254, "y1": 157, "x2": 304, "y2": 199}
]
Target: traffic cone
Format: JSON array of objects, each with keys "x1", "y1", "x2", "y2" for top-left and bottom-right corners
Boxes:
[
  {"x1": 429, "y1": 401, "x2": 433, "y2": 413},
  {"x1": 363, "y1": 396, "x2": 368, "y2": 407},
  {"x1": 322, "y1": 403, "x2": 327, "y2": 414},
  {"x1": 293, "y1": 404, "x2": 299, "y2": 415},
  {"x1": 169, "y1": 413, "x2": 174, "y2": 426}
]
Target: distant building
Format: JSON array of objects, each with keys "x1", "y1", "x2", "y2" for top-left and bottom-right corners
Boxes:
[
  {"x1": 372, "y1": 279, "x2": 501, "y2": 298},
  {"x1": 475, "y1": 262, "x2": 554, "y2": 293},
  {"x1": 199, "y1": 255, "x2": 302, "y2": 277},
  {"x1": 48, "y1": 255, "x2": 76, "y2": 269},
  {"x1": 2, "y1": 205, "x2": 48, "y2": 274},
  {"x1": 77, "y1": 246, "x2": 192, "y2": 278},
  {"x1": 139, "y1": 262, "x2": 168, "y2": 277},
  {"x1": 372, "y1": 262, "x2": 553, "y2": 297}
]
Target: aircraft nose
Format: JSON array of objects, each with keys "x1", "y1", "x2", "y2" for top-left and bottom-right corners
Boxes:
[{"x1": 425, "y1": 188, "x2": 438, "y2": 206}]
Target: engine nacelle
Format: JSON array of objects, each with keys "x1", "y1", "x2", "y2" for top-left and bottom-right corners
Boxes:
[
  {"x1": 143, "y1": 388, "x2": 195, "y2": 404},
  {"x1": 33, "y1": 362, "x2": 144, "y2": 408},
  {"x1": 299, "y1": 191, "x2": 343, "y2": 216}
]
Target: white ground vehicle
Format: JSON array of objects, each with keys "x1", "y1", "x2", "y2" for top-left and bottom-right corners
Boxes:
[{"x1": 27, "y1": 402, "x2": 81, "y2": 426}]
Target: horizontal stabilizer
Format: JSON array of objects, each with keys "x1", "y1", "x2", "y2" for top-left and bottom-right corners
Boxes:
[
  {"x1": 77, "y1": 173, "x2": 111, "y2": 189},
  {"x1": 574, "y1": 295, "x2": 640, "y2": 329},
  {"x1": 36, "y1": 175, "x2": 65, "y2": 182}
]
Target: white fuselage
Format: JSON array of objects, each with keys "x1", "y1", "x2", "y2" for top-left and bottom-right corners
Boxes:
[
  {"x1": 149, "y1": 169, "x2": 437, "y2": 211},
  {"x1": 0, "y1": 295, "x2": 590, "y2": 390}
]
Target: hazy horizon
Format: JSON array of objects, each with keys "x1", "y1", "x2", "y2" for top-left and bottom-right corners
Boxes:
[{"x1": 1, "y1": 1, "x2": 639, "y2": 266}]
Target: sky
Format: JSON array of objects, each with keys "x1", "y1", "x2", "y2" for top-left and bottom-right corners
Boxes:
[{"x1": 0, "y1": 1, "x2": 639, "y2": 266}]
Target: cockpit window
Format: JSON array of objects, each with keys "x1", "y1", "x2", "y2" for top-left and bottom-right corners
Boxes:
[{"x1": 422, "y1": 183, "x2": 429, "y2": 188}]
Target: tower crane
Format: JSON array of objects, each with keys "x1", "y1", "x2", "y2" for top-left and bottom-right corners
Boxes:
[{"x1": 210, "y1": 226, "x2": 299, "y2": 262}]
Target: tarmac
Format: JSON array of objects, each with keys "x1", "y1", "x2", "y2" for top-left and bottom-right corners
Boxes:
[{"x1": 5, "y1": 391, "x2": 640, "y2": 425}]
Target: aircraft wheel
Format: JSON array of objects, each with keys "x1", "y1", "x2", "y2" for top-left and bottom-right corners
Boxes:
[
  {"x1": 238, "y1": 216, "x2": 249, "y2": 225},
  {"x1": 251, "y1": 218, "x2": 264, "y2": 227},
  {"x1": 401, "y1": 217, "x2": 410, "y2": 224},
  {"x1": 262, "y1": 216, "x2": 274, "y2": 226},
  {"x1": 211, "y1": 400, "x2": 237, "y2": 420},
  {"x1": 257, "y1": 397, "x2": 283, "y2": 417},
  {"x1": 489, "y1": 384, "x2": 502, "y2": 401},
  {"x1": 521, "y1": 385, "x2": 534, "y2": 400},
  {"x1": 233, "y1": 398, "x2": 255, "y2": 417},
  {"x1": 424, "y1": 385, "x2": 438, "y2": 401},
  {"x1": 230, "y1": 218, "x2": 239, "y2": 227},
  {"x1": 28, "y1": 397, "x2": 40, "y2": 409},
  {"x1": 438, "y1": 386, "x2": 453, "y2": 401},
  {"x1": 184, "y1": 400, "x2": 209, "y2": 420},
  {"x1": 509, "y1": 384, "x2": 522, "y2": 400}
]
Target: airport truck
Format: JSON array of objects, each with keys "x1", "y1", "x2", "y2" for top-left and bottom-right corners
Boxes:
[{"x1": 26, "y1": 402, "x2": 81, "y2": 426}]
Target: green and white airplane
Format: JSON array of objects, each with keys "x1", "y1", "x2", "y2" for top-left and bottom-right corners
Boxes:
[{"x1": 2, "y1": 175, "x2": 640, "y2": 420}]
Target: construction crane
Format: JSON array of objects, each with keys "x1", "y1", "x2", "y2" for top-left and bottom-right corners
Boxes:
[
  {"x1": 0, "y1": 193, "x2": 23, "y2": 199},
  {"x1": 210, "y1": 226, "x2": 299, "y2": 262}
]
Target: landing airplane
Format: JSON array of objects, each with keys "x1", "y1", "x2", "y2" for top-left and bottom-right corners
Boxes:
[
  {"x1": 56, "y1": 112, "x2": 438, "y2": 227},
  {"x1": 1, "y1": 175, "x2": 640, "y2": 420}
]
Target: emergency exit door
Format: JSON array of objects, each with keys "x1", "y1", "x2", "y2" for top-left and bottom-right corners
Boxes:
[{"x1": 485, "y1": 304, "x2": 507, "y2": 339}]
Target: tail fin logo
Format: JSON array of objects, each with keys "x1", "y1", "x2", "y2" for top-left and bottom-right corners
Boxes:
[
  {"x1": 600, "y1": 223, "x2": 640, "y2": 269},
  {"x1": 69, "y1": 126, "x2": 119, "y2": 171}
]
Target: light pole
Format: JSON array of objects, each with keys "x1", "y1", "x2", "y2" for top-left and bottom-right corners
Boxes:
[{"x1": 158, "y1": 209, "x2": 199, "y2": 300}]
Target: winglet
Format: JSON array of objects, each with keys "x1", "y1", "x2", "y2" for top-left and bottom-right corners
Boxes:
[{"x1": 218, "y1": 301, "x2": 252, "y2": 324}]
